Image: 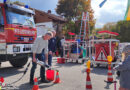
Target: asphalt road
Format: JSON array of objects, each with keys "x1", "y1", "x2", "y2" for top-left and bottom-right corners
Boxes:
[{"x1": 0, "y1": 57, "x2": 119, "y2": 90}]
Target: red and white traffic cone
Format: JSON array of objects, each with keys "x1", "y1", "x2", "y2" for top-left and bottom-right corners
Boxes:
[
  {"x1": 107, "y1": 64, "x2": 113, "y2": 82},
  {"x1": 54, "y1": 70, "x2": 61, "y2": 83},
  {"x1": 0, "y1": 77, "x2": 4, "y2": 83},
  {"x1": 86, "y1": 69, "x2": 92, "y2": 90},
  {"x1": 0, "y1": 77, "x2": 6, "y2": 87},
  {"x1": 105, "y1": 64, "x2": 114, "y2": 83},
  {"x1": 32, "y1": 77, "x2": 40, "y2": 90}
]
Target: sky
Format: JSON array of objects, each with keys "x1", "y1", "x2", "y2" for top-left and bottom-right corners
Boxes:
[
  {"x1": 91, "y1": 0, "x2": 127, "y2": 28},
  {"x1": 1, "y1": 0, "x2": 128, "y2": 28}
]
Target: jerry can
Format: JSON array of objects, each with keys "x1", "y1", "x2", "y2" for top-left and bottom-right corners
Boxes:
[{"x1": 46, "y1": 69, "x2": 55, "y2": 81}]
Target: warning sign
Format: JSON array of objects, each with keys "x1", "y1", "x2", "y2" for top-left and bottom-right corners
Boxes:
[{"x1": 96, "y1": 47, "x2": 107, "y2": 61}]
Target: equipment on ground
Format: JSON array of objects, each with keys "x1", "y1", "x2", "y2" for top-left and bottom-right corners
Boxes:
[
  {"x1": 0, "y1": 1, "x2": 37, "y2": 67},
  {"x1": 63, "y1": 40, "x2": 86, "y2": 63},
  {"x1": 53, "y1": 70, "x2": 61, "y2": 84},
  {"x1": 32, "y1": 77, "x2": 40, "y2": 90},
  {"x1": 86, "y1": 60, "x2": 92, "y2": 90},
  {"x1": 89, "y1": 31, "x2": 121, "y2": 67},
  {"x1": 36, "y1": 59, "x2": 50, "y2": 68},
  {"x1": 105, "y1": 58, "x2": 114, "y2": 83},
  {"x1": 46, "y1": 69, "x2": 55, "y2": 81}
]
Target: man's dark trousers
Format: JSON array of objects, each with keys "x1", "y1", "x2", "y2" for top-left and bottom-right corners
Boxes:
[
  {"x1": 48, "y1": 54, "x2": 52, "y2": 66},
  {"x1": 30, "y1": 50, "x2": 45, "y2": 81}
]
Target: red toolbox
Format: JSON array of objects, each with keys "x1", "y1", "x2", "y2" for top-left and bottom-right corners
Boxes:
[{"x1": 57, "y1": 58, "x2": 65, "y2": 64}]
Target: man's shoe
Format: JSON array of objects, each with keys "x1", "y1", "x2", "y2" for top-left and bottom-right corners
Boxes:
[{"x1": 40, "y1": 79, "x2": 50, "y2": 83}]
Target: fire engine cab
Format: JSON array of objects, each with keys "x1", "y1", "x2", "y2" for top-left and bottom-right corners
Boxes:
[{"x1": 0, "y1": 2, "x2": 36, "y2": 67}]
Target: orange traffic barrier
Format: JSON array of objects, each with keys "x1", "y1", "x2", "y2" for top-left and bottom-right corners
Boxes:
[
  {"x1": 54, "y1": 70, "x2": 61, "y2": 83},
  {"x1": 86, "y1": 69, "x2": 92, "y2": 90},
  {"x1": 105, "y1": 56, "x2": 114, "y2": 83},
  {"x1": 32, "y1": 77, "x2": 40, "y2": 90},
  {"x1": 107, "y1": 64, "x2": 113, "y2": 83}
]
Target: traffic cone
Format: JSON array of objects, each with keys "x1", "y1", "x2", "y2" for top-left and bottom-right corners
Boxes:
[
  {"x1": 107, "y1": 64, "x2": 113, "y2": 83},
  {"x1": 0, "y1": 77, "x2": 4, "y2": 83},
  {"x1": 32, "y1": 77, "x2": 40, "y2": 90},
  {"x1": 54, "y1": 70, "x2": 61, "y2": 83},
  {"x1": 86, "y1": 69, "x2": 92, "y2": 90},
  {"x1": 0, "y1": 77, "x2": 6, "y2": 87}
]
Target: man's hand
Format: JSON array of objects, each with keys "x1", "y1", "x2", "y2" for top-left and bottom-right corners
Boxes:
[
  {"x1": 33, "y1": 53, "x2": 36, "y2": 62},
  {"x1": 33, "y1": 58, "x2": 36, "y2": 62},
  {"x1": 45, "y1": 59, "x2": 48, "y2": 64},
  {"x1": 49, "y1": 51, "x2": 52, "y2": 55},
  {"x1": 45, "y1": 53, "x2": 48, "y2": 63},
  {"x1": 52, "y1": 53, "x2": 55, "y2": 56}
]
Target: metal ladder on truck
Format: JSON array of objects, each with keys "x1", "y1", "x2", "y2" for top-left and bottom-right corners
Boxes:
[{"x1": 79, "y1": 12, "x2": 89, "y2": 41}]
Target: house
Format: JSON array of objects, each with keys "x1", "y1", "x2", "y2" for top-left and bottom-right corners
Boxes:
[{"x1": 34, "y1": 9, "x2": 66, "y2": 37}]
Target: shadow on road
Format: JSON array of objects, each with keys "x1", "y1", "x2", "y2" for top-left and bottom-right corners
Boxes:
[
  {"x1": 0, "y1": 67, "x2": 24, "y2": 78},
  {"x1": 91, "y1": 67, "x2": 108, "y2": 75},
  {"x1": 39, "y1": 83, "x2": 56, "y2": 88},
  {"x1": 54, "y1": 61, "x2": 83, "y2": 68},
  {"x1": 104, "y1": 82, "x2": 113, "y2": 89},
  {"x1": 18, "y1": 82, "x2": 56, "y2": 90}
]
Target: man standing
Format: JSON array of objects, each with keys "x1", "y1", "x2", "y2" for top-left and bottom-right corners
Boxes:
[
  {"x1": 48, "y1": 30, "x2": 57, "y2": 66},
  {"x1": 30, "y1": 32, "x2": 53, "y2": 85},
  {"x1": 60, "y1": 36, "x2": 65, "y2": 57}
]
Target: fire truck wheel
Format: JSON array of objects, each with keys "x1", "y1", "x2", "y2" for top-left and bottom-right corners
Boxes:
[{"x1": 9, "y1": 57, "x2": 28, "y2": 67}]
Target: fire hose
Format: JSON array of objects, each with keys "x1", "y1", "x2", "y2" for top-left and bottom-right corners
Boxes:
[{"x1": 2, "y1": 59, "x2": 58, "y2": 89}]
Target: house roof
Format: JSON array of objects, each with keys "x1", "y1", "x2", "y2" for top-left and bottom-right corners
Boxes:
[{"x1": 35, "y1": 9, "x2": 66, "y2": 22}]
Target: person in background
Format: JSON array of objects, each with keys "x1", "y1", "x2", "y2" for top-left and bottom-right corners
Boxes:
[
  {"x1": 48, "y1": 30, "x2": 57, "y2": 66},
  {"x1": 60, "y1": 36, "x2": 65, "y2": 57},
  {"x1": 30, "y1": 31, "x2": 53, "y2": 85},
  {"x1": 75, "y1": 35, "x2": 81, "y2": 44},
  {"x1": 114, "y1": 45, "x2": 130, "y2": 90},
  {"x1": 70, "y1": 43, "x2": 82, "y2": 63}
]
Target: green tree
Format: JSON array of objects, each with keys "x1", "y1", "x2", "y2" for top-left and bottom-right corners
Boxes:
[
  {"x1": 98, "y1": 21, "x2": 130, "y2": 42},
  {"x1": 56, "y1": 0, "x2": 95, "y2": 36},
  {"x1": 12, "y1": 1, "x2": 25, "y2": 5},
  {"x1": 113, "y1": 21, "x2": 130, "y2": 42},
  {"x1": 102, "y1": 22, "x2": 116, "y2": 31}
]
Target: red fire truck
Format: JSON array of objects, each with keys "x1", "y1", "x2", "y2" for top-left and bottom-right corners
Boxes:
[{"x1": 0, "y1": 3, "x2": 37, "y2": 67}]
